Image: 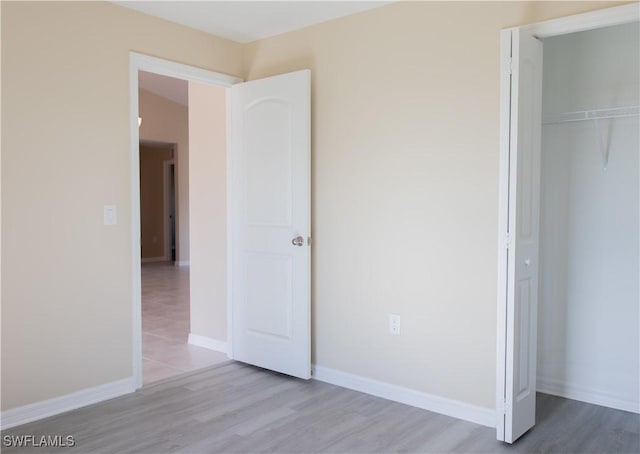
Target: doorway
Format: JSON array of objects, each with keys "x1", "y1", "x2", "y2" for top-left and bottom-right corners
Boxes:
[
  {"x1": 138, "y1": 72, "x2": 230, "y2": 385},
  {"x1": 496, "y1": 4, "x2": 639, "y2": 443},
  {"x1": 140, "y1": 142, "x2": 174, "y2": 264},
  {"x1": 165, "y1": 159, "x2": 176, "y2": 262},
  {"x1": 130, "y1": 53, "x2": 313, "y2": 390}
]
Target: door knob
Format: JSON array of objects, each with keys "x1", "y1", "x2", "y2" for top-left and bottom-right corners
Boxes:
[{"x1": 291, "y1": 236, "x2": 304, "y2": 247}]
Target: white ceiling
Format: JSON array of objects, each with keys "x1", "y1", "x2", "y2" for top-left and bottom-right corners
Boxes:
[
  {"x1": 139, "y1": 70, "x2": 188, "y2": 106},
  {"x1": 115, "y1": 1, "x2": 390, "y2": 43}
]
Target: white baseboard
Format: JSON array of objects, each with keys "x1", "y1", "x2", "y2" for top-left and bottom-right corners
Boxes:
[
  {"x1": 312, "y1": 365, "x2": 495, "y2": 428},
  {"x1": 141, "y1": 256, "x2": 167, "y2": 263},
  {"x1": 188, "y1": 333, "x2": 228, "y2": 354},
  {"x1": 537, "y1": 376, "x2": 639, "y2": 414},
  {"x1": 0, "y1": 377, "x2": 135, "y2": 430},
  {"x1": 176, "y1": 260, "x2": 190, "y2": 267}
]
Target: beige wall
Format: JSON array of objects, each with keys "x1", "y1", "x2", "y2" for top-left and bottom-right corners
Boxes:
[
  {"x1": 138, "y1": 89, "x2": 189, "y2": 262},
  {"x1": 0, "y1": 0, "x2": 630, "y2": 415},
  {"x1": 188, "y1": 82, "x2": 227, "y2": 343},
  {"x1": 243, "y1": 1, "x2": 629, "y2": 409},
  {"x1": 140, "y1": 145, "x2": 172, "y2": 259},
  {"x1": 1, "y1": 1, "x2": 242, "y2": 411}
]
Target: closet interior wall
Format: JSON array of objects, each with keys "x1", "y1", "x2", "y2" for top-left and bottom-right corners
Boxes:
[{"x1": 538, "y1": 22, "x2": 639, "y2": 413}]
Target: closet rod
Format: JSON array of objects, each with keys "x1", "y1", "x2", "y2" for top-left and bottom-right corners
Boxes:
[{"x1": 543, "y1": 105, "x2": 639, "y2": 125}]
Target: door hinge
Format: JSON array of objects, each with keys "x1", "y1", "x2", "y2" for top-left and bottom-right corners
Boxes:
[
  {"x1": 505, "y1": 233, "x2": 511, "y2": 249},
  {"x1": 508, "y1": 57, "x2": 513, "y2": 75}
]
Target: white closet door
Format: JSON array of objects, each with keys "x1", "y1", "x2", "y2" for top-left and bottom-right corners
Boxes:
[
  {"x1": 503, "y1": 28, "x2": 543, "y2": 443},
  {"x1": 230, "y1": 70, "x2": 311, "y2": 379}
]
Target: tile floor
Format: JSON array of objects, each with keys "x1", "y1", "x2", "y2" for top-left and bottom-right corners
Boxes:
[{"x1": 142, "y1": 262, "x2": 229, "y2": 384}]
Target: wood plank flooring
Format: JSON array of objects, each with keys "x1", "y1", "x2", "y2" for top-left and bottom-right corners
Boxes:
[{"x1": 2, "y1": 362, "x2": 638, "y2": 453}]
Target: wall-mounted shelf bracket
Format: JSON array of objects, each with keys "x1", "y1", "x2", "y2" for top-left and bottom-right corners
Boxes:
[{"x1": 592, "y1": 117, "x2": 610, "y2": 171}]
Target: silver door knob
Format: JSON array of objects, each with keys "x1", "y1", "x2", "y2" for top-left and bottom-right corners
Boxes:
[{"x1": 291, "y1": 236, "x2": 304, "y2": 247}]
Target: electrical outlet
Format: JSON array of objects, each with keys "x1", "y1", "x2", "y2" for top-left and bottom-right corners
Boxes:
[{"x1": 389, "y1": 314, "x2": 401, "y2": 335}]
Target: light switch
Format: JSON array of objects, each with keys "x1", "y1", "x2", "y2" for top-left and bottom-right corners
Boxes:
[{"x1": 104, "y1": 205, "x2": 117, "y2": 225}]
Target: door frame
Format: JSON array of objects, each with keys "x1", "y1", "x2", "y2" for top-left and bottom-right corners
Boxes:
[
  {"x1": 496, "y1": 3, "x2": 640, "y2": 442},
  {"x1": 163, "y1": 157, "x2": 175, "y2": 262},
  {"x1": 129, "y1": 52, "x2": 242, "y2": 389}
]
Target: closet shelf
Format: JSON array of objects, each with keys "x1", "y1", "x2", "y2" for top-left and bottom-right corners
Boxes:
[
  {"x1": 543, "y1": 105, "x2": 639, "y2": 172},
  {"x1": 543, "y1": 105, "x2": 639, "y2": 124}
]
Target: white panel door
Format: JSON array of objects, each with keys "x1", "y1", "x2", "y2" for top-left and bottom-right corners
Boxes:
[
  {"x1": 230, "y1": 70, "x2": 311, "y2": 379},
  {"x1": 503, "y1": 29, "x2": 543, "y2": 443}
]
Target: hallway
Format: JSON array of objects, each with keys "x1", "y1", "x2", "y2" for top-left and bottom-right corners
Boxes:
[{"x1": 142, "y1": 263, "x2": 228, "y2": 384}]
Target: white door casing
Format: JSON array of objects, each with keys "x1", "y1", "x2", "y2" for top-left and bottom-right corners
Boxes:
[
  {"x1": 230, "y1": 70, "x2": 311, "y2": 379},
  {"x1": 499, "y1": 28, "x2": 543, "y2": 443},
  {"x1": 130, "y1": 52, "x2": 242, "y2": 389}
]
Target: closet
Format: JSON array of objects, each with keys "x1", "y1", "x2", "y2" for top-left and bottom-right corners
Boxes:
[{"x1": 537, "y1": 22, "x2": 639, "y2": 413}]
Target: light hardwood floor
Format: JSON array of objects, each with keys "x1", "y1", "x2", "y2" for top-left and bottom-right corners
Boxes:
[
  {"x1": 2, "y1": 362, "x2": 638, "y2": 453},
  {"x1": 142, "y1": 263, "x2": 228, "y2": 384}
]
